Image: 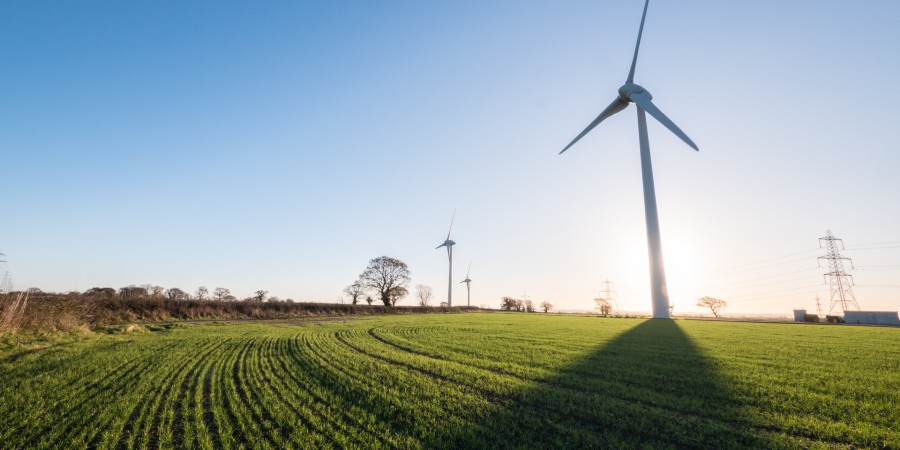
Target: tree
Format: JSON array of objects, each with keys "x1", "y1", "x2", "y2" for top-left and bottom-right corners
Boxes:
[
  {"x1": 83, "y1": 287, "x2": 116, "y2": 299},
  {"x1": 343, "y1": 278, "x2": 366, "y2": 305},
  {"x1": 415, "y1": 285, "x2": 433, "y2": 307},
  {"x1": 119, "y1": 285, "x2": 148, "y2": 300},
  {"x1": 500, "y1": 297, "x2": 524, "y2": 311},
  {"x1": 524, "y1": 299, "x2": 535, "y2": 313},
  {"x1": 361, "y1": 256, "x2": 411, "y2": 307},
  {"x1": 252, "y1": 290, "x2": 268, "y2": 303},
  {"x1": 166, "y1": 287, "x2": 188, "y2": 300},
  {"x1": 697, "y1": 296, "x2": 727, "y2": 318},
  {"x1": 365, "y1": 296, "x2": 374, "y2": 306},
  {"x1": 213, "y1": 287, "x2": 231, "y2": 302},
  {"x1": 540, "y1": 301, "x2": 553, "y2": 313},
  {"x1": 594, "y1": 297, "x2": 612, "y2": 316},
  {"x1": 196, "y1": 286, "x2": 209, "y2": 301},
  {"x1": 149, "y1": 286, "x2": 165, "y2": 299}
]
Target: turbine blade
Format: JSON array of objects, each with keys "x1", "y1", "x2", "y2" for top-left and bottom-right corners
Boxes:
[
  {"x1": 446, "y1": 208, "x2": 456, "y2": 240},
  {"x1": 559, "y1": 97, "x2": 629, "y2": 154},
  {"x1": 436, "y1": 243, "x2": 446, "y2": 249},
  {"x1": 628, "y1": 90, "x2": 698, "y2": 151},
  {"x1": 627, "y1": 0, "x2": 650, "y2": 83},
  {"x1": 466, "y1": 261, "x2": 471, "y2": 278}
]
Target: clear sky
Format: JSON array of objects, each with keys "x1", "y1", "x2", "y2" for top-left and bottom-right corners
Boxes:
[{"x1": 3, "y1": 1, "x2": 899, "y2": 316}]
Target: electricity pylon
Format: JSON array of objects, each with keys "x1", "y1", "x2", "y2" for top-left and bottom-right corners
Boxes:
[{"x1": 817, "y1": 230, "x2": 860, "y2": 314}]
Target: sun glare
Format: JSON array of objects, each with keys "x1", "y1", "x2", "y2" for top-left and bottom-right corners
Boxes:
[{"x1": 615, "y1": 233, "x2": 700, "y2": 314}]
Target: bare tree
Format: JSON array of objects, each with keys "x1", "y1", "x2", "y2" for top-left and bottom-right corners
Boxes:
[
  {"x1": 213, "y1": 287, "x2": 231, "y2": 301},
  {"x1": 594, "y1": 297, "x2": 612, "y2": 316},
  {"x1": 415, "y1": 285, "x2": 433, "y2": 307},
  {"x1": 119, "y1": 285, "x2": 148, "y2": 300},
  {"x1": 365, "y1": 296, "x2": 374, "y2": 306},
  {"x1": 524, "y1": 299, "x2": 535, "y2": 313},
  {"x1": 540, "y1": 300, "x2": 553, "y2": 313},
  {"x1": 150, "y1": 286, "x2": 165, "y2": 299},
  {"x1": 196, "y1": 286, "x2": 209, "y2": 301},
  {"x1": 344, "y1": 277, "x2": 366, "y2": 305},
  {"x1": 166, "y1": 288, "x2": 188, "y2": 300},
  {"x1": 252, "y1": 290, "x2": 268, "y2": 303},
  {"x1": 361, "y1": 256, "x2": 411, "y2": 307},
  {"x1": 697, "y1": 296, "x2": 727, "y2": 318}
]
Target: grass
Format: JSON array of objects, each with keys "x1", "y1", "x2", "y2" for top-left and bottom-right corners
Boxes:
[{"x1": 1, "y1": 313, "x2": 898, "y2": 449}]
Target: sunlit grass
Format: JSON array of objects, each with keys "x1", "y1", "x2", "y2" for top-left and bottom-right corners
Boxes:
[{"x1": 1, "y1": 314, "x2": 897, "y2": 449}]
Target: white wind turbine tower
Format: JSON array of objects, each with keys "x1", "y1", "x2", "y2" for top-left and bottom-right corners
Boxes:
[
  {"x1": 559, "y1": 0, "x2": 699, "y2": 319},
  {"x1": 435, "y1": 210, "x2": 456, "y2": 307},
  {"x1": 460, "y1": 261, "x2": 472, "y2": 307}
]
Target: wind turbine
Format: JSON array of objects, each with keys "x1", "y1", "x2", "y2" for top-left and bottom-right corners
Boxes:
[
  {"x1": 460, "y1": 261, "x2": 472, "y2": 307},
  {"x1": 559, "y1": 0, "x2": 699, "y2": 319},
  {"x1": 435, "y1": 210, "x2": 456, "y2": 307}
]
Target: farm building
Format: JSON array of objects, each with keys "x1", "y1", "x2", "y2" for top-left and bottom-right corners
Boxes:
[
  {"x1": 792, "y1": 310, "x2": 820, "y2": 323},
  {"x1": 843, "y1": 311, "x2": 900, "y2": 325}
]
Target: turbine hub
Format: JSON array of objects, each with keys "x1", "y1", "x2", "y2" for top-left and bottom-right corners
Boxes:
[
  {"x1": 445, "y1": 240, "x2": 456, "y2": 246},
  {"x1": 618, "y1": 83, "x2": 650, "y2": 102}
]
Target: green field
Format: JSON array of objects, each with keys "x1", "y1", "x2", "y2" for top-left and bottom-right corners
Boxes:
[{"x1": 1, "y1": 314, "x2": 898, "y2": 449}]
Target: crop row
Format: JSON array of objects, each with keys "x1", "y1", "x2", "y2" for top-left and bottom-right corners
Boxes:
[{"x1": 1, "y1": 315, "x2": 898, "y2": 449}]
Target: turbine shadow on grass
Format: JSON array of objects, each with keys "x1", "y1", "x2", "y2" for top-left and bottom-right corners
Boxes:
[{"x1": 433, "y1": 319, "x2": 768, "y2": 449}]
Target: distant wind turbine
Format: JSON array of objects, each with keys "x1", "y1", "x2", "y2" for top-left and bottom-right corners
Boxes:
[
  {"x1": 460, "y1": 261, "x2": 472, "y2": 307},
  {"x1": 559, "y1": 0, "x2": 699, "y2": 319},
  {"x1": 435, "y1": 210, "x2": 456, "y2": 307}
]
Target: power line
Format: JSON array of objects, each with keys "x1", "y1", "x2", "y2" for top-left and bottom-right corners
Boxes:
[
  {"x1": 845, "y1": 245, "x2": 900, "y2": 251},
  {"x1": 693, "y1": 248, "x2": 819, "y2": 277},
  {"x1": 720, "y1": 284, "x2": 824, "y2": 301},
  {"x1": 699, "y1": 274, "x2": 822, "y2": 292},
  {"x1": 726, "y1": 289, "x2": 824, "y2": 303},
  {"x1": 856, "y1": 266, "x2": 900, "y2": 270},
  {"x1": 848, "y1": 240, "x2": 900, "y2": 247},
  {"x1": 693, "y1": 255, "x2": 820, "y2": 279},
  {"x1": 694, "y1": 267, "x2": 819, "y2": 290}
]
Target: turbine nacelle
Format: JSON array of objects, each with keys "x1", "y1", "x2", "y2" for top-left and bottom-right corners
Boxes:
[
  {"x1": 618, "y1": 83, "x2": 650, "y2": 102},
  {"x1": 436, "y1": 239, "x2": 456, "y2": 249}
]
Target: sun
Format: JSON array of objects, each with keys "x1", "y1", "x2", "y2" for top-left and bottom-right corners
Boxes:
[{"x1": 616, "y1": 232, "x2": 701, "y2": 314}]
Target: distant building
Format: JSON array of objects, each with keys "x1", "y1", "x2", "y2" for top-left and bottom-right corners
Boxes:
[
  {"x1": 843, "y1": 311, "x2": 900, "y2": 326},
  {"x1": 793, "y1": 310, "x2": 819, "y2": 323}
]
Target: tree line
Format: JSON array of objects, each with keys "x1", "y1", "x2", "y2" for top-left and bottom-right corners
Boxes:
[
  {"x1": 66, "y1": 285, "x2": 289, "y2": 303},
  {"x1": 499, "y1": 297, "x2": 554, "y2": 313}
]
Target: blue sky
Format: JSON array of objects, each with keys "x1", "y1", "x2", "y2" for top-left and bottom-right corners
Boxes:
[{"x1": 3, "y1": 1, "x2": 899, "y2": 315}]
